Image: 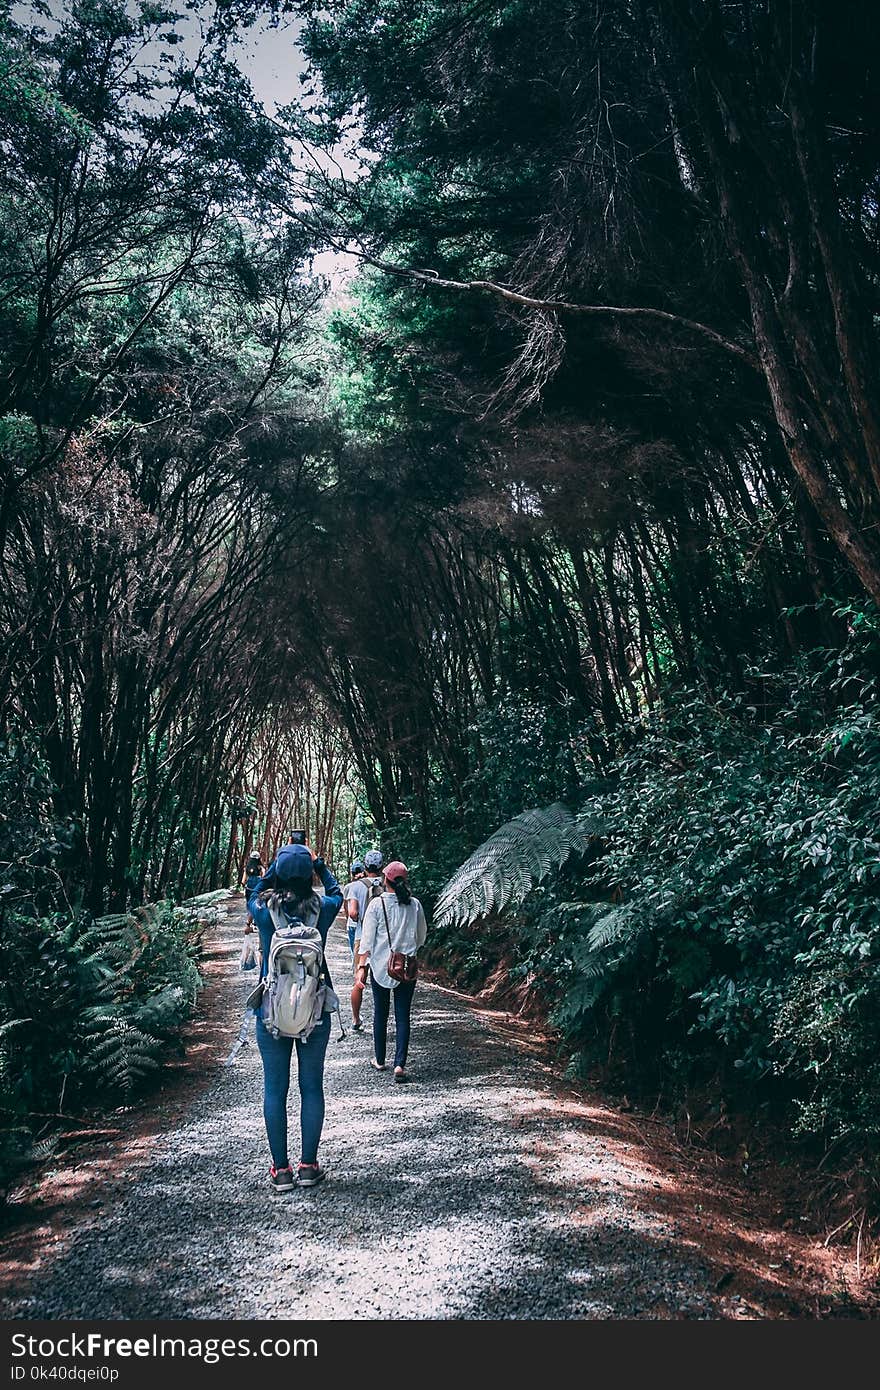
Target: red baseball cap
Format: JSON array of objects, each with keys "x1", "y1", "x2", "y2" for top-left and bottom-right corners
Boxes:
[{"x1": 384, "y1": 860, "x2": 408, "y2": 882}]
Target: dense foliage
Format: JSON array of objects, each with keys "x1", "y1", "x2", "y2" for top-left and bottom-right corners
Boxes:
[
  {"x1": 279, "y1": 0, "x2": 879, "y2": 838},
  {"x1": 428, "y1": 608, "x2": 880, "y2": 1188},
  {"x1": 0, "y1": 0, "x2": 352, "y2": 1191},
  {"x1": 0, "y1": 733, "x2": 223, "y2": 1193},
  {"x1": 0, "y1": 895, "x2": 216, "y2": 1194},
  {"x1": 0, "y1": 0, "x2": 361, "y2": 910}
]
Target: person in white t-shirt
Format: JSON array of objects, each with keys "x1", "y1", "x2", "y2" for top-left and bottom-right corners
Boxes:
[{"x1": 356, "y1": 859, "x2": 427, "y2": 1082}]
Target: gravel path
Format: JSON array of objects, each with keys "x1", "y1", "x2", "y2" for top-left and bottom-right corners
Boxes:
[{"x1": 2, "y1": 906, "x2": 839, "y2": 1320}]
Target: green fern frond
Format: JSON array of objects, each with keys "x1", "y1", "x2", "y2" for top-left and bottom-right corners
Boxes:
[
  {"x1": 435, "y1": 802, "x2": 590, "y2": 928},
  {"x1": 29, "y1": 1135, "x2": 60, "y2": 1162},
  {"x1": 551, "y1": 961, "x2": 608, "y2": 1028},
  {"x1": 79, "y1": 913, "x2": 144, "y2": 966},
  {"x1": 586, "y1": 904, "x2": 639, "y2": 952},
  {"x1": 91, "y1": 914, "x2": 134, "y2": 934},
  {"x1": 0, "y1": 1018, "x2": 32, "y2": 1039},
  {"x1": 549, "y1": 901, "x2": 647, "y2": 1032},
  {"x1": 131, "y1": 984, "x2": 193, "y2": 1033},
  {"x1": 569, "y1": 950, "x2": 607, "y2": 983},
  {"x1": 81, "y1": 1018, "x2": 162, "y2": 1094},
  {"x1": 133, "y1": 903, "x2": 176, "y2": 934},
  {"x1": 179, "y1": 889, "x2": 232, "y2": 907}
]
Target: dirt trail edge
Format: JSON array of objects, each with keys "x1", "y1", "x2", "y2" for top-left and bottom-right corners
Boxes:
[{"x1": 1, "y1": 902, "x2": 872, "y2": 1320}]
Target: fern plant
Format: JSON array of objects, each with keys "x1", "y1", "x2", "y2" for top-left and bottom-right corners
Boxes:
[
  {"x1": 434, "y1": 802, "x2": 601, "y2": 928},
  {"x1": 179, "y1": 889, "x2": 233, "y2": 907},
  {"x1": 80, "y1": 1015, "x2": 163, "y2": 1094},
  {"x1": 549, "y1": 901, "x2": 652, "y2": 1037},
  {"x1": 1, "y1": 896, "x2": 210, "y2": 1194}
]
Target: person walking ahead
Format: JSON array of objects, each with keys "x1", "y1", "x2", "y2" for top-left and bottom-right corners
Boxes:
[
  {"x1": 249, "y1": 841, "x2": 342, "y2": 1193},
  {"x1": 242, "y1": 850, "x2": 265, "y2": 930},
  {"x1": 341, "y1": 860, "x2": 366, "y2": 963},
  {"x1": 345, "y1": 849, "x2": 384, "y2": 1032},
  {"x1": 357, "y1": 860, "x2": 427, "y2": 1083}
]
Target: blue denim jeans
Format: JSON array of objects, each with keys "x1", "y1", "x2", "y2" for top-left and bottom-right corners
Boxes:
[
  {"x1": 256, "y1": 1012, "x2": 331, "y2": 1168},
  {"x1": 370, "y1": 977, "x2": 416, "y2": 1069}
]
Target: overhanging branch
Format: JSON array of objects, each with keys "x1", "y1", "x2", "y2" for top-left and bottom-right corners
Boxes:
[
  {"x1": 383, "y1": 265, "x2": 760, "y2": 372},
  {"x1": 276, "y1": 189, "x2": 760, "y2": 373}
]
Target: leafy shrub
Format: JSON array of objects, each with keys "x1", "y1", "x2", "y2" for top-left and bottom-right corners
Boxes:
[
  {"x1": 0, "y1": 733, "x2": 221, "y2": 1196},
  {"x1": 434, "y1": 606, "x2": 880, "y2": 1182},
  {"x1": 0, "y1": 899, "x2": 206, "y2": 1196}
]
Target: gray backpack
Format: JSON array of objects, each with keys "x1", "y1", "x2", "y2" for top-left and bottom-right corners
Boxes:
[
  {"x1": 359, "y1": 874, "x2": 383, "y2": 919},
  {"x1": 260, "y1": 898, "x2": 340, "y2": 1040}
]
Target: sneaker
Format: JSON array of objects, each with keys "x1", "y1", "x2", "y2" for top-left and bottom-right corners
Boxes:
[
  {"x1": 352, "y1": 1021, "x2": 363, "y2": 1032},
  {"x1": 269, "y1": 1164, "x2": 294, "y2": 1196},
  {"x1": 370, "y1": 1059, "x2": 387, "y2": 1071},
  {"x1": 393, "y1": 1066, "x2": 408, "y2": 1083},
  {"x1": 296, "y1": 1163, "x2": 326, "y2": 1188}
]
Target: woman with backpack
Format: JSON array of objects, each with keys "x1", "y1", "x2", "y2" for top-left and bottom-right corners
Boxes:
[
  {"x1": 356, "y1": 860, "x2": 427, "y2": 1083},
  {"x1": 248, "y1": 841, "x2": 343, "y2": 1194}
]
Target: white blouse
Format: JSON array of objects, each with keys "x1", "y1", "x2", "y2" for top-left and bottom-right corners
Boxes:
[{"x1": 359, "y1": 892, "x2": 428, "y2": 989}]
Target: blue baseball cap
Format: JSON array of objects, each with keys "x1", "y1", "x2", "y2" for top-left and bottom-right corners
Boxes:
[{"x1": 275, "y1": 843, "x2": 314, "y2": 882}]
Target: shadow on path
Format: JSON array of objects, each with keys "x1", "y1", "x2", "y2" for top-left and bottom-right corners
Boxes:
[{"x1": 1, "y1": 907, "x2": 865, "y2": 1320}]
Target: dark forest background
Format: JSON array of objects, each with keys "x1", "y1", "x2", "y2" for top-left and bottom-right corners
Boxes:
[{"x1": 2, "y1": 0, "x2": 880, "y2": 1229}]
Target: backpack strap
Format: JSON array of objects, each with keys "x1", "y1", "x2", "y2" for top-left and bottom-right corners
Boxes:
[{"x1": 320, "y1": 951, "x2": 334, "y2": 991}]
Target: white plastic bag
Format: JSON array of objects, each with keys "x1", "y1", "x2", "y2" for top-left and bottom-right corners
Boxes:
[{"x1": 239, "y1": 932, "x2": 259, "y2": 972}]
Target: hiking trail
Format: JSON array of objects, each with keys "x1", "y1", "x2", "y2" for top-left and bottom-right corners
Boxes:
[{"x1": 1, "y1": 901, "x2": 870, "y2": 1320}]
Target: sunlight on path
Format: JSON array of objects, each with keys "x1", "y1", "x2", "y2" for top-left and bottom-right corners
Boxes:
[{"x1": 3, "y1": 910, "x2": 766, "y2": 1320}]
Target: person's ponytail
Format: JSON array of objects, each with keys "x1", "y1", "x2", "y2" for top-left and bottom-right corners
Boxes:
[{"x1": 388, "y1": 874, "x2": 412, "y2": 905}]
